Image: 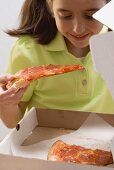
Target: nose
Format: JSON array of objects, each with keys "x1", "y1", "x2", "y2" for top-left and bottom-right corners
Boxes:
[{"x1": 73, "y1": 18, "x2": 85, "y2": 34}]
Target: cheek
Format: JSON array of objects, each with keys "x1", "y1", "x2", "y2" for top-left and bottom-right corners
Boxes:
[
  {"x1": 55, "y1": 18, "x2": 71, "y2": 33},
  {"x1": 89, "y1": 21, "x2": 104, "y2": 34}
]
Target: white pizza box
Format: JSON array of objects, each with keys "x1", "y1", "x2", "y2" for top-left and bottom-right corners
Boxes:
[
  {"x1": 0, "y1": 107, "x2": 114, "y2": 170},
  {"x1": 0, "y1": 120, "x2": 11, "y2": 141},
  {"x1": 93, "y1": 0, "x2": 114, "y2": 31},
  {"x1": 89, "y1": 31, "x2": 114, "y2": 100}
]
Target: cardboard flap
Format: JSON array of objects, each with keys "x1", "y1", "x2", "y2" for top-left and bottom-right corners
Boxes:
[
  {"x1": 111, "y1": 136, "x2": 114, "y2": 162},
  {"x1": 11, "y1": 108, "x2": 38, "y2": 145},
  {"x1": 0, "y1": 131, "x2": 13, "y2": 154},
  {"x1": 36, "y1": 109, "x2": 90, "y2": 129},
  {"x1": 93, "y1": 0, "x2": 114, "y2": 31},
  {"x1": 90, "y1": 31, "x2": 114, "y2": 100},
  {"x1": 36, "y1": 108, "x2": 114, "y2": 128}
]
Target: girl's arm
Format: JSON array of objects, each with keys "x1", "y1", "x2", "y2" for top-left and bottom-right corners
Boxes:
[
  {"x1": 0, "y1": 75, "x2": 28, "y2": 128},
  {"x1": 0, "y1": 103, "x2": 23, "y2": 128}
]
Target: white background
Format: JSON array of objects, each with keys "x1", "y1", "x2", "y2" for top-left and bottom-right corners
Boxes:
[
  {"x1": 0, "y1": 0, "x2": 24, "y2": 73},
  {"x1": 0, "y1": 0, "x2": 24, "y2": 139}
]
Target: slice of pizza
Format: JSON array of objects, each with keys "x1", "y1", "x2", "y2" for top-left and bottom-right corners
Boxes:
[
  {"x1": 6, "y1": 64, "x2": 84, "y2": 89},
  {"x1": 47, "y1": 140, "x2": 113, "y2": 166}
]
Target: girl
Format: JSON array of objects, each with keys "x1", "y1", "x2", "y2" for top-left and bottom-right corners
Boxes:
[{"x1": 0, "y1": 0, "x2": 113, "y2": 128}]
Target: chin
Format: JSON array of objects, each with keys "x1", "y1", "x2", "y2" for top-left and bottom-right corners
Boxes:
[{"x1": 72, "y1": 42, "x2": 89, "y2": 49}]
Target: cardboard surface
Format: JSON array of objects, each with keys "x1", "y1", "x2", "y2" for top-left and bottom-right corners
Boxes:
[
  {"x1": 90, "y1": 31, "x2": 114, "y2": 100},
  {"x1": 93, "y1": 0, "x2": 114, "y2": 31},
  {"x1": 0, "y1": 108, "x2": 114, "y2": 170},
  {"x1": 36, "y1": 108, "x2": 114, "y2": 128},
  {"x1": 1, "y1": 153, "x2": 113, "y2": 170}
]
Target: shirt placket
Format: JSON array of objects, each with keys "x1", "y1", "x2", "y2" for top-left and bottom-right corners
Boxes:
[{"x1": 76, "y1": 70, "x2": 91, "y2": 97}]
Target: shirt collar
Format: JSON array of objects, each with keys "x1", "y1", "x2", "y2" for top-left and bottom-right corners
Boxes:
[
  {"x1": 44, "y1": 32, "x2": 67, "y2": 51},
  {"x1": 100, "y1": 25, "x2": 108, "y2": 34}
]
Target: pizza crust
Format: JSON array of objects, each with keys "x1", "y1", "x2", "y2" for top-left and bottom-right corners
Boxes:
[
  {"x1": 6, "y1": 78, "x2": 29, "y2": 90},
  {"x1": 48, "y1": 140, "x2": 64, "y2": 161}
]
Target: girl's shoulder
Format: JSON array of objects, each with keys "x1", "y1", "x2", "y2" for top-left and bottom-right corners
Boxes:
[
  {"x1": 15, "y1": 35, "x2": 38, "y2": 47},
  {"x1": 12, "y1": 32, "x2": 64, "y2": 53},
  {"x1": 10, "y1": 35, "x2": 40, "y2": 62}
]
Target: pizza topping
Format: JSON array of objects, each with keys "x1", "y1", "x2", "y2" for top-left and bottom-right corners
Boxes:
[
  {"x1": 15, "y1": 64, "x2": 84, "y2": 81},
  {"x1": 47, "y1": 140, "x2": 113, "y2": 166},
  {"x1": 6, "y1": 64, "x2": 84, "y2": 89}
]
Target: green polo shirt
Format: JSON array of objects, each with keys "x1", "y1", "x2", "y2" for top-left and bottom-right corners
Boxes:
[{"x1": 7, "y1": 29, "x2": 114, "y2": 114}]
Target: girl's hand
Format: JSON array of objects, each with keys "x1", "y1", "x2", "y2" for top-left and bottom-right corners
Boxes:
[
  {"x1": 0, "y1": 74, "x2": 28, "y2": 128},
  {"x1": 0, "y1": 86, "x2": 27, "y2": 106},
  {"x1": 0, "y1": 74, "x2": 14, "y2": 89},
  {"x1": 0, "y1": 74, "x2": 28, "y2": 107}
]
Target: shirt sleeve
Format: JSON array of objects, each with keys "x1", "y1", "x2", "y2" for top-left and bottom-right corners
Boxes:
[{"x1": 6, "y1": 36, "x2": 37, "y2": 102}]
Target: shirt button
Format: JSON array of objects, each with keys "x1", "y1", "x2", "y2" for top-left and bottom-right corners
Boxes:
[{"x1": 82, "y1": 79, "x2": 87, "y2": 86}]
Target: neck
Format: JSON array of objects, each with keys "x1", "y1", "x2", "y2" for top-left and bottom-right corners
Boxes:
[{"x1": 65, "y1": 39, "x2": 90, "y2": 58}]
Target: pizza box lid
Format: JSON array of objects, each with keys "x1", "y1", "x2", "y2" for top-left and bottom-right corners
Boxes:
[
  {"x1": 89, "y1": 0, "x2": 114, "y2": 100},
  {"x1": 89, "y1": 31, "x2": 114, "y2": 100},
  {"x1": 0, "y1": 107, "x2": 114, "y2": 170},
  {"x1": 93, "y1": 0, "x2": 114, "y2": 31}
]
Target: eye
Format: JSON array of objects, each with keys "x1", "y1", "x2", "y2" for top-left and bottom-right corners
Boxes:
[
  {"x1": 59, "y1": 14, "x2": 73, "y2": 20},
  {"x1": 85, "y1": 15, "x2": 94, "y2": 20},
  {"x1": 62, "y1": 15, "x2": 72, "y2": 19}
]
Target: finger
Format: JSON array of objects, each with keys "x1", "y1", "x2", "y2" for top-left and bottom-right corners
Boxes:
[
  {"x1": 0, "y1": 90, "x2": 23, "y2": 105},
  {"x1": 0, "y1": 86, "x2": 17, "y2": 98},
  {"x1": 6, "y1": 87, "x2": 27, "y2": 101},
  {"x1": 2, "y1": 89, "x2": 26, "y2": 105},
  {"x1": 0, "y1": 84, "x2": 28, "y2": 106},
  {"x1": 14, "y1": 87, "x2": 28, "y2": 99},
  {"x1": 0, "y1": 85, "x2": 28, "y2": 99},
  {"x1": 0, "y1": 74, "x2": 15, "y2": 83},
  {"x1": 0, "y1": 87, "x2": 4, "y2": 93}
]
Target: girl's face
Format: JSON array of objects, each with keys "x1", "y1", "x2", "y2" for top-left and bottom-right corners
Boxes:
[{"x1": 51, "y1": 0, "x2": 107, "y2": 49}]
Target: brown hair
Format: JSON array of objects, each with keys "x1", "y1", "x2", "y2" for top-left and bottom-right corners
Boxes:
[
  {"x1": 7, "y1": 0, "x2": 57, "y2": 44},
  {"x1": 7, "y1": 0, "x2": 111, "y2": 44}
]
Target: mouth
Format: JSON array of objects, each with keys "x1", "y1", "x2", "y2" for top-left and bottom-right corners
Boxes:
[{"x1": 69, "y1": 33, "x2": 90, "y2": 41}]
